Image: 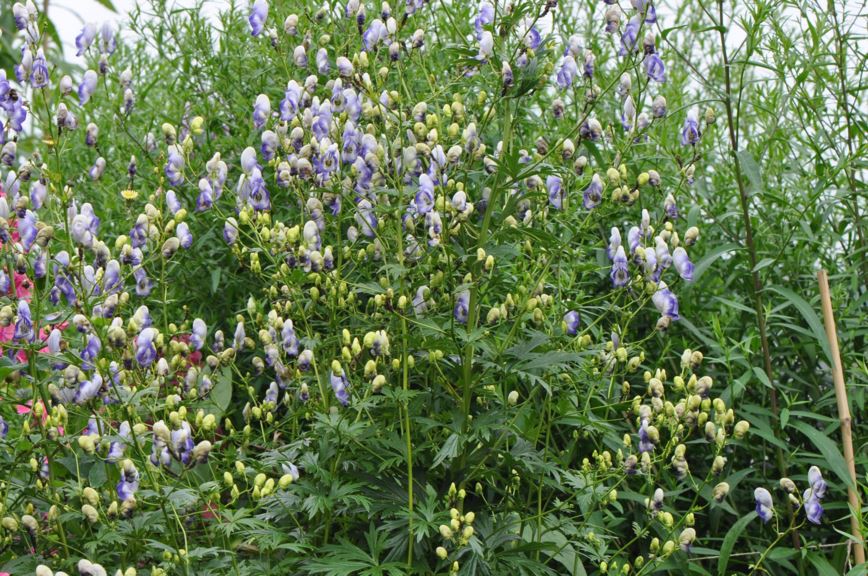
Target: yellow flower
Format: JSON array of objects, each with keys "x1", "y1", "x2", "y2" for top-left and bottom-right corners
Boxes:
[{"x1": 121, "y1": 189, "x2": 139, "y2": 201}]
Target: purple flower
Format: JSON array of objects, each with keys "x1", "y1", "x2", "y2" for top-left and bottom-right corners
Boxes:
[
  {"x1": 133, "y1": 267, "x2": 152, "y2": 297},
  {"x1": 165, "y1": 147, "x2": 185, "y2": 186},
  {"x1": 610, "y1": 246, "x2": 629, "y2": 287},
  {"x1": 330, "y1": 370, "x2": 350, "y2": 406},
  {"x1": 681, "y1": 108, "x2": 701, "y2": 146},
  {"x1": 524, "y1": 26, "x2": 542, "y2": 50},
  {"x1": 166, "y1": 190, "x2": 182, "y2": 214},
  {"x1": 608, "y1": 228, "x2": 623, "y2": 261},
  {"x1": 556, "y1": 55, "x2": 579, "y2": 89},
  {"x1": 75, "y1": 23, "x2": 97, "y2": 56},
  {"x1": 363, "y1": 19, "x2": 388, "y2": 51},
  {"x1": 0, "y1": 416, "x2": 8, "y2": 438},
  {"x1": 547, "y1": 175, "x2": 564, "y2": 209},
  {"x1": 253, "y1": 93, "x2": 271, "y2": 129},
  {"x1": 583, "y1": 174, "x2": 603, "y2": 209},
  {"x1": 89, "y1": 157, "x2": 106, "y2": 181},
  {"x1": 645, "y1": 53, "x2": 666, "y2": 83},
  {"x1": 415, "y1": 174, "x2": 435, "y2": 215},
  {"x1": 75, "y1": 374, "x2": 103, "y2": 404},
  {"x1": 620, "y1": 16, "x2": 640, "y2": 56},
  {"x1": 12, "y1": 2, "x2": 30, "y2": 30},
  {"x1": 30, "y1": 50, "x2": 49, "y2": 89},
  {"x1": 176, "y1": 222, "x2": 192, "y2": 249},
  {"x1": 190, "y1": 318, "x2": 207, "y2": 351},
  {"x1": 19, "y1": 210, "x2": 38, "y2": 250},
  {"x1": 663, "y1": 193, "x2": 678, "y2": 219},
  {"x1": 80, "y1": 334, "x2": 101, "y2": 371},
  {"x1": 454, "y1": 291, "x2": 470, "y2": 324},
  {"x1": 804, "y1": 488, "x2": 823, "y2": 524},
  {"x1": 282, "y1": 320, "x2": 299, "y2": 356},
  {"x1": 247, "y1": 168, "x2": 271, "y2": 211},
  {"x1": 316, "y1": 48, "x2": 330, "y2": 74},
  {"x1": 100, "y1": 22, "x2": 117, "y2": 54},
  {"x1": 224, "y1": 218, "x2": 239, "y2": 245},
  {"x1": 354, "y1": 199, "x2": 378, "y2": 238},
  {"x1": 117, "y1": 460, "x2": 140, "y2": 501},
  {"x1": 78, "y1": 70, "x2": 98, "y2": 106},
  {"x1": 474, "y1": 2, "x2": 494, "y2": 39},
  {"x1": 136, "y1": 327, "x2": 157, "y2": 367},
  {"x1": 281, "y1": 81, "x2": 302, "y2": 119},
  {"x1": 563, "y1": 310, "x2": 580, "y2": 336},
  {"x1": 260, "y1": 130, "x2": 279, "y2": 162},
  {"x1": 107, "y1": 422, "x2": 130, "y2": 462},
  {"x1": 478, "y1": 31, "x2": 494, "y2": 62},
  {"x1": 808, "y1": 466, "x2": 827, "y2": 498},
  {"x1": 583, "y1": 51, "x2": 595, "y2": 78},
  {"x1": 652, "y1": 282, "x2": 680, "y2": 320},
  {"x1": 249, "y1": 0, "x2": 269, "y2": 36},
  {"x1": 14, "y1": 300, "x2": 33, "y2": 341},
  {"x1": 103, "y1": 259, "x2": 121, "y2": 293},
  {"x1": 638, "y1": 418, "x2": 654, "y2": 452},
  {"x1": 171, "y1": 422, "x2": 195, "y2": 464},
  {"x1": 754, "y1": 487, "x2": 774, "y2": 523},
  {"x1": 673, "y1": 247, "x2": 694, "y2": 281}
]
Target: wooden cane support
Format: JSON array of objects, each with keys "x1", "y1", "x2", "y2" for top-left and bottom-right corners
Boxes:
[{"x1": 817, "y1": 270, "x2": 865, "y2": 566}]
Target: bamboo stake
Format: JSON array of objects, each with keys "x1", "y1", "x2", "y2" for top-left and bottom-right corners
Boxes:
[{"x1": 817, "y1": 269, "x2": 865, "y2": 566}]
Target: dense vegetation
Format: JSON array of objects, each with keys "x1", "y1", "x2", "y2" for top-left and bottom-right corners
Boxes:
[{"x1": 0, "y1": 0, "x2": 864, "y2": 574}]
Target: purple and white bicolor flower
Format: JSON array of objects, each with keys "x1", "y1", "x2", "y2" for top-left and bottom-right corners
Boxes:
[
  {"x1": 608, "y1": 227, "x2": 622, "y2": 259},
  {"x1": 563, "y1": 310, "x2": 580, "y2": 336},
  {"x1": 638, "y1": 418, "x2": 654, "y2": 452},
  {"x1": 176, "y1": 222, "x2": 192, "y2": 249},
  {"x1": 75, "y1": 23, "x2": 97, "y2": 56},
  {"x1": 620, "y1": 16, "x2": 640, "y2": 56},
  {"x1": 474, "y1": 2, "x2": 494, "y2": 39},
  {"x1": 454, "y1": 291, "x2": 470, "y2": 324},
  {"x1": 249, "y1": 0, "x2": 268, "y2": 36},
  {"x1": 224, "y1": 218, "x2": 239, "y2": 245},
  {"x1": 191, "y1": 318, "x2": 207, "y2": 351},
  {"x1": 645, "y1": 53, "x2": 666, "y2": 83},
  {"x1": 117, "y1": 460, "x2": 140, "y2": 501},
  {"x1": 477, "y1": 31, "x2": 494, "y2": 62},
  {"x1": 803, "y1": 466, "x2": 827, "y2": 524},
  {"x1": 557, "y1": 55, "x2": 578, "y2": 89},
  {"x1": 672, "y1": 247, "x2": 694, "y2": 281},
  {"x1": 14, "y1": 300, "x2": 33, "y2": 342},
  {"x1": 166, "y1": 189, "x2": 182, "y2": 214},
  {"x1": 547, "y1": 175, "x2": 564, "y2": 209},
  {"x1": 253, "y1": 94, "x2": 271, "y2": 129},
  {"x1": 136, "y1": 327, "x2": 157, "y2": 367},
  {"x1": 78, "y1": 70, "x2": 98, "y2": 106},
  {"x1": 30, "y1": 50, "x2": 49, "y2": 89},
  {"x1": 754, "y1": 487, "x2": 774, "y2": 523},
  {"x1": 610, "y1": 246, "x2": 629, "y2": 287},
  {"x1": 415, "y1": 174, "x2": 435, "y2": 215},
  {"x1": 652, "y1": 282, "x2": 680, "y2": 320},
  {"x1": 583, "y1": 174, "x2": 603, "y2": 210},
  {"x1": 330, "y1": 370, "x2": 350, "y2": 406},
  {"x1": 681, "y1": 108, "x2": 701, "y2": 146}
]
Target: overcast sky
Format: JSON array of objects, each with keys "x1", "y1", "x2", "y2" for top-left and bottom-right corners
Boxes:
[{"x1": 49, "y1": 0, "x2": 220, "y2": 57}]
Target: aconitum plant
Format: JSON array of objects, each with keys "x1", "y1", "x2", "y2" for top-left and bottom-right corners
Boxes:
[{"x1": 0, "y1": 0, "x2": 843, "y2": 575}]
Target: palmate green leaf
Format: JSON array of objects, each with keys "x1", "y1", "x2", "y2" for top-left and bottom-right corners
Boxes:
[
  {"x1": 304, "y1": 541, "x2": 406, "y2": 576},
  {"x1": 432, "y1": 431, "x2": 461, "y2": 468}
]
